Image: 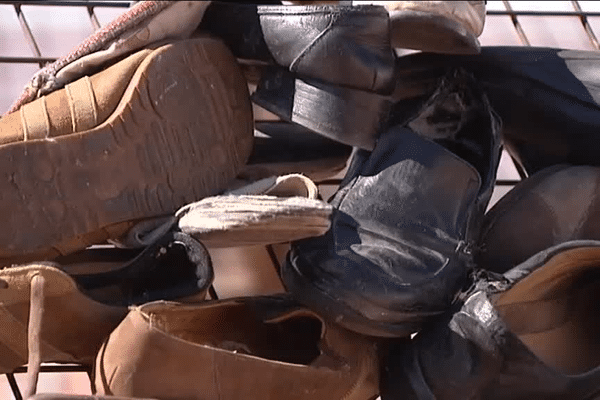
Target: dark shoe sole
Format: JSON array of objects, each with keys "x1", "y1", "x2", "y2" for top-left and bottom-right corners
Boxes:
[
  {"x1": 252, "y1": 67, "x2": 392, "y2": 151},
  {"x1": 0, "y1": 37, "x2": 253, "y2": 262}
]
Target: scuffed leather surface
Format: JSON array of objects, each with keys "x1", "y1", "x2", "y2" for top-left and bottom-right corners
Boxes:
[
  {"x1": 392, "y1": 46, "x2": 600, "y2": 174},
  {"x1": 382, "y1": 241, "x2": 600, "y2": 400},
  {"x1": 258, "y1": 4, "x2": 396, "y2": 93},
  {"x1": 286, "y1": 121, "x2": 498, "y2": 336},
  {"x1": 284, "y1": 69, "x2": 500, "y2": 337}
]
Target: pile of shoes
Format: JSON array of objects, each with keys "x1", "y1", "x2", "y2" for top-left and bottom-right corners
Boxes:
[{"x1": 3, "y1": 1, "x2": 600, "y2": 399}]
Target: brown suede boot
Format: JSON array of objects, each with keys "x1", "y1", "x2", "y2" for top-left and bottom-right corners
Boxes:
[
  {"x1": 0, "y1": 36, "x2": 253, "y2": 264},
  {"x1": 94, "y1": 296, "x2": 380, "y2": 400}
]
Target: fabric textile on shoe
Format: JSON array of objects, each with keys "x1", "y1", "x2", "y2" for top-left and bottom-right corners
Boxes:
[
  {"x1": 6, "y1": 1, "x2": 211, "y2": 114},
  {"x1": 382, "y1": 240, "x2": 600, "y2": 400},
  {"x1": 282, "y1": 68, "x2": 502, "y2": 337},
  {"x1": 478, "y1": 164, "x2": 600, "y2": 274},
  {"x1": 0, "y1": 37, "x2": 253, "y2": 264},
  {"x1": 94, "y1": 295, "x2": 380, "y2": 400}
]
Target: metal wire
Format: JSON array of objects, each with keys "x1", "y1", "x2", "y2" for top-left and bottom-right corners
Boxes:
[{"x1": 1, "y1": 1, "x2": 599, "y2": 397}]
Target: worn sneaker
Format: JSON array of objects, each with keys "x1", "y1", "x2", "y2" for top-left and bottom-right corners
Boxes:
[
  {"x1": 0, "y1": 37, "x2": 253, "y2": 264},
  {"x1": 94, "y1": 295, "x2": 380, "y2": 400}
]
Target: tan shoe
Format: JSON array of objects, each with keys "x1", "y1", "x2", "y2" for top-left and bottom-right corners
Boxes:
[
  {"x1": 0, "y1": 36, "x2": 253, "y2": 264},
  {"x1": 94, "y1": 296, "x2": 380, "y2": 400},
  {"x1": 365, "y1": 1, "x2": 486, "y2": 54},
  {"x1": 0, "y1": 231, "x2": 211, "y2": 388}
]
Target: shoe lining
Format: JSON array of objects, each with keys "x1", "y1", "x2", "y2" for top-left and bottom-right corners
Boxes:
[
  {"x1": 62, "y1": 241, "x2": 201, "y2": 306},
  {"x1": 148, "y1": 303, "x2": 323, "y2": 366},
  {"x1": 493, "y1": 246, "x2": 600, "y2": 374}
]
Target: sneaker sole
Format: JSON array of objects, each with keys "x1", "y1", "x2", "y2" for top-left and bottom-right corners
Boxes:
[{"x1": 0, "y1": 37, "x2": 253, "y2": 262}]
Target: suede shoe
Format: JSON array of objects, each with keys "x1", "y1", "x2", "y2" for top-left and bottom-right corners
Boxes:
[
  {"x1": 282, "y1": 68, "x2": 501, "y2": 337},
  {"x1": 0, "y1": 230, "x2": 211, "y2": 379},
  {"x1": 0, "y1": 36, "x2": 253, "y2": 264},
  {"x1": 382, "y1": 240, "x2": 600, "y2": 400},
  {"x1": 94, "y1": 295, "x2": 380, "y2": 400},
  {"x1": 478, "y1": 164, "x2": 600, "y2": 274}
]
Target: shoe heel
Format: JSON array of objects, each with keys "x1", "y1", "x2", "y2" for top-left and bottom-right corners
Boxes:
[{"x1": 252, "y1": 67, "x2": 392, "y2": 151}]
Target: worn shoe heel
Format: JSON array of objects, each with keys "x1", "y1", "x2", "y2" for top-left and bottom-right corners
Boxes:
[
  {"x1": 252, "y1": 67, "x2": 392, "y2": 151},
  {"x1": 0, "y1": 37, "x2": 253, "y2": 262}
]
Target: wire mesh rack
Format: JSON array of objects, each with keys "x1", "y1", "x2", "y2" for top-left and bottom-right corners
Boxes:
[{"x1": 1, "y1": 1, "x2": 600, "y2": 398}]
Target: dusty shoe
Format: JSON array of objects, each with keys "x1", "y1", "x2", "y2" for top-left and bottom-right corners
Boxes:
[
  {"x1": 0, "y1": 36, "x2": 253, "y2": 264},
  {"x1": 381, "y1": 1, "x2": 485, "y2": 54},
  {"x1": 282, "y1": 68, "x2": 501, "y2": 337},
  {"x1": 477, "y1": 164, "x2": 600, "y2": 274},
  {"x1": 199, "y1": 2, "x2": 396, "y2": 93},
  {"x1": 176, "y1": 174, "x2": 332, "y2": 248},
  {"x1": 112, "y1": 173, "x2": 332, "y2": 249},
  {"x1": 94, "y1": 295, "x2": 380, "y2": 400},
  {"x1": 0, "y1": 230, "x2": 211, "y2": 397},
  {"x1": 382, "y1": 240, "x2": 600, "y2": 400}
]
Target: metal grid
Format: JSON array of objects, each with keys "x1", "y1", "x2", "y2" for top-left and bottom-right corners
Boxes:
[{"x1": 0, "y1": 1, "x2": 599, "y2": 398}]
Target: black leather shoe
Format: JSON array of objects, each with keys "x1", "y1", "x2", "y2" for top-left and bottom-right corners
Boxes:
[
  {"x1": 201, "y1": 2, "x2": 396, "y2": 150},
  {"x1": 199, "y1": 2, "x2": 396, "y2": 93},
  {"x1": 391, "y1": 46, "x2": 600, "y2": 175},
  {"x1": 477, "y1": 164, "x2": 600, "y2": 274},
  {"x1": 282, "y1": 68, "x2": 501, "y2": 337},
  {"x1": 56, "y1": 230, "x2": 213, "y2": 306},
  {"x1": 252, "y1": 67, "x2": 393, "y2": 150},
  {"x1": 382, "y1": 240, "x2": 600, "y2": 400}
]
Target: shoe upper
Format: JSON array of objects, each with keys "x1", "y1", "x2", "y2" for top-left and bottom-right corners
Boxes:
[
  {"x1": 94, "y1": 295, "x2": 380, "y2": 400},
  {"x1": 382, "y1": 240, "x2": 600, "y2": 400},
  {"x1": 477, "y1": 164, "x2": 600, "y2": 274},
  {"x1": 0, "y1": 47, "x2": 151, "y2": 145},
  {"x1": 392, "y1": 46, "x2": 600, "y2": 174},
  {"x1": 283, "y1": 68, "x2": 501, "y2": 337},
  {"x1": 201, "y1": 2, "x2": 396, "y2": 94}
]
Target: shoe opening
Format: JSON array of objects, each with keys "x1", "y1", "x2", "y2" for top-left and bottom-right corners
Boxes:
[
  {"x1": 68, "y1": 235, "x2": 205, "y2": 306},
  {"x1": 493, "y1": 246, "x2": 600, "y2": 374},
  {"x1": 407, "y1": 67, "x2": 497, "y2": 186},
  {"x1": 147, "y1": 302, "x2": 323, "y2": 366}
]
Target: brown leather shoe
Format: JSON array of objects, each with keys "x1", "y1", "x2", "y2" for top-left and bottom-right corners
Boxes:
[
  {"x1": 0, "y1": 36, "x2": 253, "y2": 264},
  {"x1": 94, "y1": 296, "x2": 380, "y2": 400}
]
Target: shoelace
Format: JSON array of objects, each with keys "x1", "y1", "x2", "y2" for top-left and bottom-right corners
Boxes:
[{"x1": 24, "y1": 273, "x2": 45, "y2": 398}]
